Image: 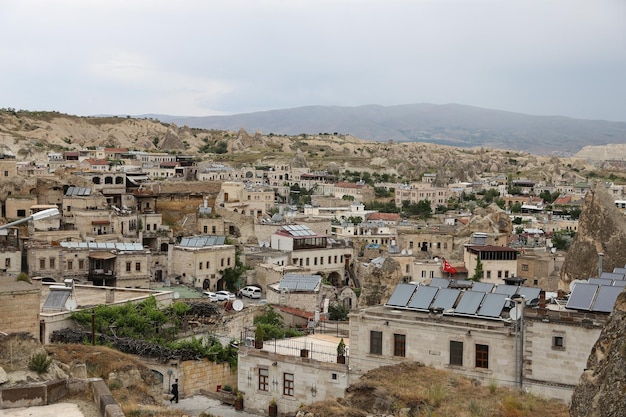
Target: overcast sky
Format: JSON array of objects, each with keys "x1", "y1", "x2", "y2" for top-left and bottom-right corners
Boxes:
[{"x1": 1, "y1": 0, "x2": 625, "y2": 121}]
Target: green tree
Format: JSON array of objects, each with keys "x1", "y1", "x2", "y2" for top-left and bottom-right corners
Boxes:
[
  {"x1": 471, "y1": 257, "x2": 483, "y2": 282},
  {"x1": 328, "y1": 302, "x2": 349, "y2": 321},
  {"x1": 510, "y1": 202, "x2": 522, "y2": 213},
  {"x1": 569, "y1": 207, "x2": 582, "y2": 220},
  {"x1": 220, "y1": 251, "x2": 249, "y2": 292}
]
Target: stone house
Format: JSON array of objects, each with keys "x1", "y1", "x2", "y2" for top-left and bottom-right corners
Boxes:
[
  {"x1": 331, "y1": 181, "x2": 375, "y2": 203},
  {"x1": 216, "y1": 182, "x2": 275, "y2": 218},
  {"x1": 0, "y1": 158, "x2": 17, "y2": 179},
  {"x1": 348, "y1": 282, "x2": 605, "y2": 402},
  {"x1": 394, "y1": 182, "x2": 449, "y2": 207},
  {"x1": 238, "y1": 334, "x2": 350, "y2": 415},
  {"x1": 270, "y1": 224, "x2": 353, "y2": 285},
  {"x1": 464, "y1": 244, "x2": 519, "y2": 283},
  {"x1": 4, "y1": 195, "x2": 38, "y2": 220},
  {"x1": 170, "y1": 235, "x2": 236, "y2": 291},
  {"x1": 516, "y1": 252, "x2": 562, "y2": 291},
  {"x1": 395, "y1": 226, "x2": 458, "y2": 260},
  {"x1": 28, "y1": 241, "x2": 152, "y2": 287},
  {"x1": 80, "y1": 158, "x2": 110, "y2": 172},
  {"x1": 265, "y1": 274, "x2": 332, "y2": 314}
]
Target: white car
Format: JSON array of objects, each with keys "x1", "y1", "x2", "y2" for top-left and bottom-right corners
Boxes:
[
  {"x1": 240, "y1": 286, "x2": 262, "y2": 299},
  {"x1": 216, "y1": 290, "x2": 236, "y2": 301},
  {"x1": 202, "y1": 291, "x2": 218, "y2": 302}
]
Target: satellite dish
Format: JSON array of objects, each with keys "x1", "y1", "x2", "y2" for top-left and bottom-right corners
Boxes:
[
  {"x1": 401, "y1": 250, "x2": 407, "y2": 255},
  {"x1": 509, "y1": 305, "x2": 522, "y2": 321},
  {"x1": 407, "y1": 249, "x2": 413, "y2": 255},
  {"x1": 569, "y1": 279, "x2": 587, "y2": 292},
  {"x1": 173, "y1": 292, "x2": 180, "y2": 299},
  {"x1": 233, "y1": 299, "x2": 244, "y2": 311},
  {"x1": 65, "y1": 299, "x2": 78, "y2": 311}
]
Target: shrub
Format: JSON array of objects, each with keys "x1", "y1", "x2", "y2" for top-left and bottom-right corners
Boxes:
[
  {"x1": 427, "y1": 383, "x2": 448, "y2": 407},
  {"x1": 28, "y1": 352, "x2": 52, "y2": 374},
  {"x1": 488, "y1": 378, "x2": 498, "y2": 394},
  {"x1": 109, "y1": 380, "x2": 123, "y2": 391}
]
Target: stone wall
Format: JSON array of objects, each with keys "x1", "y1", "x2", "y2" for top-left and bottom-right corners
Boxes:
[
  {"x1": 0, "y1": 281, "x2": 40, "y2": 339},
  {"x1": 179, "y1": 359, "x2": 237, "y2": 397},
  {"x1": 0, "y1": 379, "x2": 68, "y2": 409}
]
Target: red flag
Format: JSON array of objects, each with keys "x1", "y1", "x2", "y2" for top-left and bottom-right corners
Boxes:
[{"x1": 443, "y1": 259, "x2": 457, "y2": 275}]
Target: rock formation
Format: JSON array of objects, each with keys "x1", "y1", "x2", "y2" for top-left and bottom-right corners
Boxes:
[
  {"x1": 561, "y1": 183, "x2": 626, "y2": 286},
  {"x1": 356, "y1": 257, "x2": 402, "y2": 307},
  {"x1": 569, "y1": 291, "x2": 626, "y2": 417}
]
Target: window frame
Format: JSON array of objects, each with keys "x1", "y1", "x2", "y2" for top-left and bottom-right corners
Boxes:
[
  {"x1": 283, "y1": 372, "x2": 294, "y2": 396},
  {"x1": 475, "y1": 344, "x2": 489, "y2": 369},
  {"x1": 258, "y1": 368, "x2": 269, "y2": 391},
  {"x1": 450, "y1": 340, "x2": 463, "y2": 366},
  {"x1": 370, "y1": 330, "x2": 383, "y2": 355},
  {"x1": 393, "y1": 333, "x2": 406, "y2": 357},
  {"x1": 552, "y1": 335, "x2": 565, "y2": 350}
]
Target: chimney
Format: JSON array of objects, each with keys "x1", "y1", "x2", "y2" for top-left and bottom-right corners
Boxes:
[
  {"x1": 598, "y1": 252, "x2": 604, "y2": 277},
  {"x1": 539, "y1": 290, "x2": 546, "y2": 309}
]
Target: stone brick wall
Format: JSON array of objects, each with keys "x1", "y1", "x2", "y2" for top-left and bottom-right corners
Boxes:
[
  {"x1": 179, "y1": 359, "x2": 237, "y2": 397},
  {"x1": 0, "y1": 283, "x2": 40, "y2": 339}
]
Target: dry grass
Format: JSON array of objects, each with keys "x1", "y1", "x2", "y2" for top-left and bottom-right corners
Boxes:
[
  {"x1": 302, "y1": 362, "x2": 569, "y2": 417},
  {"x1": 46, "y1": 344, "x2": 185, "y2": 417}
]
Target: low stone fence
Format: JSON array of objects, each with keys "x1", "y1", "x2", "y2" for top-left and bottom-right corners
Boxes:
[{"x1": 0, "y1": 377, "x2": 124, "y2": 417}]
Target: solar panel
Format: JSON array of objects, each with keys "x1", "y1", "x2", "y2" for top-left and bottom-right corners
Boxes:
[
  {"x1": 386, "y1": 283, "x2": 417, "y2": 307},
  {"x1": 591, "y1": 285, "x2": 622, "y2": 313},
  {"x1": 283, "y1": 224, "x2": 316, "y2": 237},
  {"x1": 494, "y1": 285, "x2": 518, "y2": 297},
  {"x1": 455, "y1": 291, "x2": 485, "y2": 315},
  {"x1": 179, "y1": 236, "x2": 226, "y2": 247},
  {"x1": 431, "y1": 288, "x2": 461, "y2": 311},
  {"x1": 601, "y1": 272, "x2": 626, "y2": 280},
  {"x1": 516, "y1": 287, "x2": 541, "y2": 304},
  {"x1": 588, "y1": 278, "x2": 614, "y2": 286},
  {"x1": 407, "y1": 285, "x2": 439, "y2": 310},
  {"x1": 613, "y1": 267, "x2": 626, "y2": 275},
  {"x1": 472, "y1": 282, "x2": 495, "y2": 293},
  {"x1": 279, "y1": 274, "x2": 321, "y2": 291},
  {"x1": 477, "y1": 293, "x2": 509, "y2": 318},
  {"x1": 613, "y1": 280, "x2": 626, "y2": 288},
  {"x1": 566, "y1": 283, "x2": 599, "y2": 310},
  {"x1": 43, "y1": 288, "x2": 71, "y2": 311},
  {"x1": 429, "y1": 278, "x2": 451, "y2": 288}
]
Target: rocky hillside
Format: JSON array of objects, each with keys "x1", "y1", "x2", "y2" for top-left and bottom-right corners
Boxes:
[
  {"x1": 570, "y1": 291, "x2": 626, "y2": 417},
  {"x1": 151, "y1": 103, "x2": 626, "y2": 156},
  {"x1": 561, "y1": 183, "x2": 626, "y2": 286},
  {"x1": 0, "y1": 110, "x2": 604, "y2": 184}
]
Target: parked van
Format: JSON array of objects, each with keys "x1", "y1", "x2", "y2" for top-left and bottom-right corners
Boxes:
[{"x1": 240, "y1": 286, "x2": 262, "y2": 299}]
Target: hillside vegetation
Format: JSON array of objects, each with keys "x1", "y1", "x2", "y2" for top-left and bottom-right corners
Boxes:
[
  {"x1": 301, "y1": 362, "x2": 568, "y2": 417},
  {"x1": 0, "y1": 109, "x2": 617, "y2": 185}
]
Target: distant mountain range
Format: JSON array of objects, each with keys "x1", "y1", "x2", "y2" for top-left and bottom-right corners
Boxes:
[{"x1": 141, "y1": 103, "x2": 626, "y2": 156}]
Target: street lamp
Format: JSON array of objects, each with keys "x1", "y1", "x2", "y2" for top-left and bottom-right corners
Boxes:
[
  {"x1": 507, "y1": 294, "x2": 526, "y2": 390},
  {"x1": 0, "y1": 207, "x2": 60, "y2": 231}
]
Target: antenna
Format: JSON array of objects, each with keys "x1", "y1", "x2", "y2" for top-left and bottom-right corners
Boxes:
[
  {"x1": 569, "y1": 279, "x2": 587, "y2": 292},
  {"x1": 509, "y1": 305, "x2": 522, "y2": 321}
]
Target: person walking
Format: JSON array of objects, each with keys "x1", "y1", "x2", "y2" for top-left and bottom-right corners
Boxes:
[{"x1": 170, "y1": 378, "x2": 179, "y2": 403}]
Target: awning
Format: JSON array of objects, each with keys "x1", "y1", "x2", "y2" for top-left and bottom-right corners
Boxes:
[
  {"x1": 89, "y1": 251, "x2": 116, "y2": 259},
  {"x1": 92, "y1": 220, "x2": 110, "y2": 225}
]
